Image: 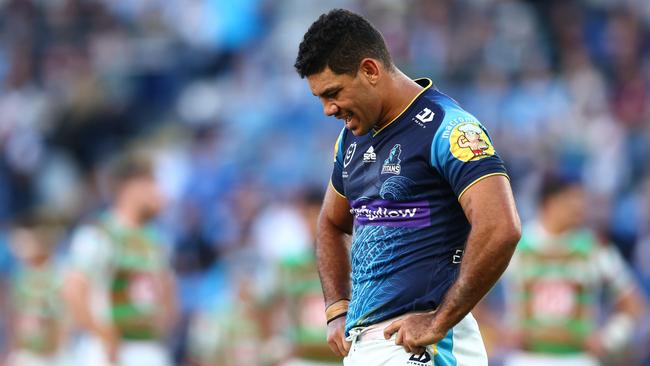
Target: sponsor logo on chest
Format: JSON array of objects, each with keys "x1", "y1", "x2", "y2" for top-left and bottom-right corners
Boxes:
[
  {"x1": 363, "y1": 146, "x2": 377, "y2": 163},
  {"x1": 350, "y1": 198, "x2": 431, "y2": 228}
]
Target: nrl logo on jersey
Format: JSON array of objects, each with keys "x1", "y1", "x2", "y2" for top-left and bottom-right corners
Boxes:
[
  {"x1": 363, "y1": 146, "x2": 376, "y2": 163},
  {"x1": 413, "y1": 107, "x2": 435, "y2": 128},
  {"x1": 343, "y1": 142, "x2": 357, "y2": 168},
  {"x1": 381, "y1": 144, "x2": 402, "y2": 175}
]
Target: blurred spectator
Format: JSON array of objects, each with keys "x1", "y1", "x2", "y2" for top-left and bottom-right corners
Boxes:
[
  {"x1": 184, "y1": 261, "x2": 269, "y2": 366},
  {"x1": 5, "y1": 214, "x2": 67, "y2": 366},
  {"x1": 271, "y1": 189, "x2": 339, "y2": 366},
  {"x1": 499, "y1": 173, "x2": 646, "y2": 366},
  {"x1": 63, "y1": 153, "x2": 176, "y2": 366}
]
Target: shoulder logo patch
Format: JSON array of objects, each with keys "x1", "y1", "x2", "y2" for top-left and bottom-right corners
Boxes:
[
  {"x1": 381, "y1": 144, "x2": 402, "y2": 175},
  {"x1": 343, "y1": 142, "x2": 357, "y2": 168},
  {"x1": 450, "y1": 123, "x2": 494, "y2": 162}
]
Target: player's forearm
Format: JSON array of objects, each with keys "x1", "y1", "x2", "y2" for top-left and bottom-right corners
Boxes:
[
  {"x1": 597, "y1": 287, "x2": 648, "y2": 352},
  {"x1": 432, "y1": 223, "x2": 520, "y2": 331},
  {"x1": 159, "y1": 271, "x2": 178, "y2": 334},
  {"x1": 615, "y1": 287, "x2": 647, "y2": 320},
  {"x1": 316, "y1": 215, "x2": 351, "y2": 306},
  {"x1": 62, "y1": 273, "x2": 110, "y2": 336},
  {"x1": 5, "y1": 311, "x2": 16, "y2": 353}
]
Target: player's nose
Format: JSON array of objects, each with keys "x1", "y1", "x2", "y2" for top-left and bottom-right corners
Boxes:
[{"x1": 324, "y1": 102, "x2": 339, "y2": 117}]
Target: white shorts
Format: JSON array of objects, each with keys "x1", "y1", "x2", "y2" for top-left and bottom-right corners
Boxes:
[
  {"x1": 74, "y1": 336, "x2": 172, "y2": 366},
  {"x1": 504, "y1": 351, "x2": 600, "y2": 366},
  {"x1": 6, "y1": 350, "x2": 62, "y2": 366},
  {"x1": 282, "y1": 359, "x2": 341, "y2": 366},
  {"x1": 344, "y1": 312, "x2": 487, "y2": 366}
]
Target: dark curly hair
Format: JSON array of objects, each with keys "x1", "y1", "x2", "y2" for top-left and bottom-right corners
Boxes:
[{"x1": 294, "y1": 9, "x2": 393, "y2": 78}]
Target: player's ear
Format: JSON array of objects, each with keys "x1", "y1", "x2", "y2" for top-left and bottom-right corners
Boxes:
[{"x1": 359, "y1": 58, "x2": 381, "y2": 85}]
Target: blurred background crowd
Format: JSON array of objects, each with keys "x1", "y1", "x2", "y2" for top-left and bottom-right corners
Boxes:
[{"x1": 0, "y1": 0, "x2": 648, "y2": 365}]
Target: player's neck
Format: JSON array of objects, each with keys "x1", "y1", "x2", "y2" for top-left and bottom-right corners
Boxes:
[
  {"x1": 539, "y1": 212, "x2": 572, "y2": 236},
  {"x1": 27, "y1": 254, "x2": 50, "y2": 268},
  {"x1": 376, "y1": 71, "x2": 424, "y2": 130},
  {"x1": 112, "y1": 202, "x2": 145, "y2": 229}
]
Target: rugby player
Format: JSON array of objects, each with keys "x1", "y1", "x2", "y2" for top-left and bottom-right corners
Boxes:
[
  {"x1": 63, "y1": 154, "x2": 176, "y2": 366},
  {"x1": 294, "y1": 9, "x2": 521, "y2": 365},
  {"x1": 501, "y1": 173, "x2": 646, "y2": 366},
  {"x1": 6, "y1": 217, "x2": 67, "y2": 366}
]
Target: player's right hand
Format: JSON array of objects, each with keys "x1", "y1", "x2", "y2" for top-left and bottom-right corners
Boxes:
[
  {"x1": 327, "y1": 316, "x2": 351, "y2": 357},
  {"x1": 97, "y1": 325, "x2": 120, "y2": 364},
  {"x1": 584, "y1": 333, "x2": 607, "y2": 358}
]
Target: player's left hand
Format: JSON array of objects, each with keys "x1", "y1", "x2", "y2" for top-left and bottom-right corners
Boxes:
[{"x1": 383, "y1": 312, "x2": 447, "y2": 354}]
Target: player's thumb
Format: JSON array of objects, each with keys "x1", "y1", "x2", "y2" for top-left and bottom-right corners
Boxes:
[{"x1": 384, "y1": 320, "x2": 402, "y2": 339}]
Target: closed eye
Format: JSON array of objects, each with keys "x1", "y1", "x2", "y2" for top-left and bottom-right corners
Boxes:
[{"x1": 321, "y1": 87, "x2": 342, "y2": 99}]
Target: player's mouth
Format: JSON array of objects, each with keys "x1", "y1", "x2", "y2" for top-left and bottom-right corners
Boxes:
[{"x1": 342, "y1": 113, "x2": 354, "y2": 128}]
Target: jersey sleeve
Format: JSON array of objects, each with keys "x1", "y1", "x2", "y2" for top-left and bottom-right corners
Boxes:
[
  {"x1": 595, "y1": 244, "x2": 635, "y2": 298},
  {"x1": 67, "y1": 225, "x2": 113, "y2": 281},
  {"x1": 330, "y1": 128, "x2": 346, "y2": 197},
  {"x1": 430, "y1": 113, "x2": 508, "y2": 199}
]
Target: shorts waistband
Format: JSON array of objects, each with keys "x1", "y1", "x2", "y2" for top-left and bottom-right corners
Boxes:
[{"x1": 346, "y1": 313, "x2": 414, "y2": 343}]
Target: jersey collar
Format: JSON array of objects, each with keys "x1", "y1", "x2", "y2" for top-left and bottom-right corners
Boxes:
[{"x1": 372, "y1": 78, "x2": 433, "y2": 137}]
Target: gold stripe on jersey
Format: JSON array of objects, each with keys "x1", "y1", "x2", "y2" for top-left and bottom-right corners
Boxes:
[
  {"x1": 373, "y1": 78, "x2": 433, "y2": 137},
  {"x1": 457, "y1": 173, "x2": 510, "y2": 201},
  {"x1": 329, "y1": 179, "x2": 346, "y2": 198}
]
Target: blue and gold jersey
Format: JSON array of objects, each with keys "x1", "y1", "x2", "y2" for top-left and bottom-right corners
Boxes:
[{"x1": 330, "y1": 78, "x2": 508, "y2": 333}]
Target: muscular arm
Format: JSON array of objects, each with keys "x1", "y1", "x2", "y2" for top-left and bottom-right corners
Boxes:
[
  {"x1": 62, "y1": 272, "x2": 102, "y2": 334},
  {"x1": 432, "y1": 175, "x2": 521, "y2": 331},
  {"x1": 62, "y1": 271, "x2": 118, "y2": 360},
  {"x1": 585, "y1": 276, "x2": 648, "y2": 356},
  {"x1": 158, "y1": 269, "x2": 178, "y2": 336},
  {"x1": 385, "y1": 175, "x2": 521, "y2": 352},
  {"x1": 317, "y1": 183, "x2": 353, "y2": 356},
  {"x1": 317, "y1": 183, "x2": 353, "y2": 306}
]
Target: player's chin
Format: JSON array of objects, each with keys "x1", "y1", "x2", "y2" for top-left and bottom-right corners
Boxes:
[
  {"x1": 348, "y1": 127, "x2": 362, "y2": 136},
  {"x1": 347, "y1": 123, "x2": 370, "y2": 136}
]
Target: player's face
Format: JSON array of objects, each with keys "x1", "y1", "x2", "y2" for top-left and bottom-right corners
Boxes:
[
  {"x1": 552, "y1": 185, "x2": 586, "y2": 230},
  {"x1": 11, "y1": 228, "x2": 48, "y2": 264},
  {"x1": 126, "y1": 175, "x2": 166, "y2": 221},
  {"x1": 308, "y1": 67, "x2": 381, "y2": 136}
]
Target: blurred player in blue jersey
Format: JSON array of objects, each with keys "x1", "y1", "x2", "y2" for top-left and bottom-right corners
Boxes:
[{"x1": 294, "y1": 9, "x2": 521, "y2": 366}]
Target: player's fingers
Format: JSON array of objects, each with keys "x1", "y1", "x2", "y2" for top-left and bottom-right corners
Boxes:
[
  {"x1": 402, "y1": 333, "x2": 414, "y2": 353},
  {"x1": 384, "y1": 319, "x2": 402, "y2": 339},
  {"x1": 412, "y1": 346, "x2": 425, "y2": 355},
  {"x1": 395, "y1": 328, "x2": 404, "y2": 346},
  {"x1": 327, "y1": 339, "x2": 340, "y2": 356},
  {"x1": 342, "y1": 335, "x2": 351, "y2": 355},
  {"x1": 327, "y1": 334, "x2": 344, "y2": 357},
  {"x1": 334, "y1": 340, "x2": 346, "y2": 357}
]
